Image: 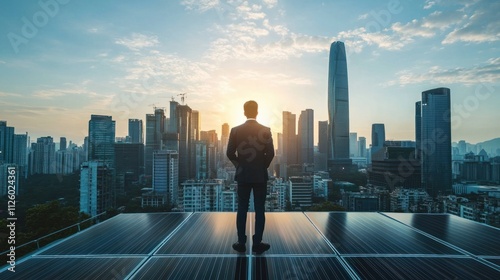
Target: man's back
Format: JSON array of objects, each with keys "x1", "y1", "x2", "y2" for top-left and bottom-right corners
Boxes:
[{"x1": 226, "y1": 120, "x2": 274, "y2": 184}]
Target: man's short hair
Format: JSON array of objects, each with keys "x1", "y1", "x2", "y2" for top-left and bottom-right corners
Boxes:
[{"x1": 244, "y1": 100, "x2": 258, "y2": 118}]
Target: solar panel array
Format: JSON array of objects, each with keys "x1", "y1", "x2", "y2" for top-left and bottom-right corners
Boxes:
[{"x1": 2, "y1": 212, "x2": 499, "y2": 279}]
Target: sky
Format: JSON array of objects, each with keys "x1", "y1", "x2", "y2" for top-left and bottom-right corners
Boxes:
[{"x1": 0, "y1": 0, "x2": 499, "y2": 147}]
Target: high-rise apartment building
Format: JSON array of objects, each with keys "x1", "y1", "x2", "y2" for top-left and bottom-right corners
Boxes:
[
  {"x1": 420, "y1": 87, "x2": 452, "y2": 196},
  {"x1": 327, "y1": 41, "x2": 351, "y2": 173},
  {"x1": 80, "y1": 161, "x2": 114, "y2": 217},
  {"x1": 60, "y1": 137, "x2": 67, "y2": 151},
  {"x1": 30, "y1": 136, "x2": 56, "y2": 174}
]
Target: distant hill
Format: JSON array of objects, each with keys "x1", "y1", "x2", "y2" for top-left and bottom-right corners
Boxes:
[{"x1": 475, "y1": 137, "x2": 500, "y2": 154}]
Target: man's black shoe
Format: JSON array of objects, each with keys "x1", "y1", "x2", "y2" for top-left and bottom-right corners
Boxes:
[
  {"x1": 252, "y1": 242, "x2": 270, "y2": 254},
  {"x1": 232, "y1": 242, "x2": 246, "y2": 253}
]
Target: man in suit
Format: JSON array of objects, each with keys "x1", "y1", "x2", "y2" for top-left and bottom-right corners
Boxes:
[{"x1": 227, "y1": 100, "x2": 275, "y2": 254}]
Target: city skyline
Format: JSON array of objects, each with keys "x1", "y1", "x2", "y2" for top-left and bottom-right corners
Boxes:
[{"x1": 0, "y1": 0, "x2": 499, "y2": 146}]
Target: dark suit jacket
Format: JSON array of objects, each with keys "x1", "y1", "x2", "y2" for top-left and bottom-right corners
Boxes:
[{"x1": 226, "y1": 120, "x2": 275, "y2": 184}]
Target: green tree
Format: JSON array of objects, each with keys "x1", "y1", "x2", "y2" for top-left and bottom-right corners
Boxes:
[{"x1": 25, "y1": 200, "x2": 82, "y2": 239}]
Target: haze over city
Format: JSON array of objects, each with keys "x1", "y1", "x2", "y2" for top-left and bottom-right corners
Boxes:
[{"x1": 0, "y1": 0, "x2": 498, "y2": 145}]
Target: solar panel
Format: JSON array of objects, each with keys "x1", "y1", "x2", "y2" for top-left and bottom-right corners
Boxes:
[
  {"x1": 306, "y1": 212, "x2": 462, "y2": 255},
  {"x1": 383, "y1": 213, "x2": 500, "y2": 256},
  {"x1": 1, "y1": 212, "x2": 499, "y2": 279},
  {"x1": 40, "y1": 213, "x2": 191, "y2": 255}
]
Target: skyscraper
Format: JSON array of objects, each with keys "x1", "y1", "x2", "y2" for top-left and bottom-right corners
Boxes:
[
  {"x1": 371, "y1": 124, "x2": 386, "y2": 161},
  {"x1": 60, "y1": 137, "x2": 67, "y2": 151},
  {"x1": 349, "y1": 132, "x2": 358, "y2": 158},
  {"x1": 30, "y1": 136, "x2": 56, "y2": 174},
  {"x1": 415, "y1": 101, "x2": 422, "y2": 160},
  {"x1": 298, "y1": 109, "x2": 314, "y2": 165},
  {"x1": 80, "y1": 161, "x2": 114, "y2": 217},
  {"x1": 191, "y1": 110, "x2": 200, "y2": 141},
  {"x1": 13, "y1": 133, "x2": 29, "y2": 177},
  {"x1": 420, "y1": 87, "x2": 452, "y2": 196},
  {"x1": 88, "y1": 115, "x2": 116, "y2": 167},
  {"x1": 152, "y1": 150, "x2": 179, "y2": 204},
  {"x1": 0, "y1": 121, "x2": 14, "y2": 163},
  {"x1": 128, "y1": 119, "x2": 143, "y2": 144},
  {"x1": 177, "y1": 104, "x2": 192, "y2": 182},
  {"x1": 145, "y1": 109, "x2": 165, "y2": 176},
  {"x1": 318, "y1": 121, "x2": 328, "y2": 155},
  {"x1": 358, "y1": 136, "x2": 366, "y2": 158},
  {"x1": 327, "y1": 41, "x2": 351, "y2": 172},
  {"x1": 283, "y1": 111, "x2": 297, "y2": 167}
]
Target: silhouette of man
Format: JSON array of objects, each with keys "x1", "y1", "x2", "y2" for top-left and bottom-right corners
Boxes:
[{"x1": 227, "y1": 100, "x2": 274, "y2": 254}]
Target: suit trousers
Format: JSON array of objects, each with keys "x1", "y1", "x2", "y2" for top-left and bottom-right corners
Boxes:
[{"x1": 236, "y1": 183, "x2": 267, "y2": 244}]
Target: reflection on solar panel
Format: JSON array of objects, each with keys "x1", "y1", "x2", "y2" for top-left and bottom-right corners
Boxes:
[{"x1": 1, "y1": 212, "x2": 499, "y2": 279}]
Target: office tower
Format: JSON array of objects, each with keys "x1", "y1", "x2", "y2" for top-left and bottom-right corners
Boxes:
[
  {"x1": 177, "y1": 104, "x2": 192, "y2": 182},
  {"x1": 318, "y1": 121, "x2": 328, "y2": 155},
  {"x1": 88, "y1": 115, "x2": 116, "y2": 167},
  {"x1": 168, "y1": 100, "x2": 179, "y2": 133},
  {"x1": 420, "y1": 87, "x2": 452, "y2": 196},
  {"x1": 415, "y1": 101, "x2": 422, "y2": 160},
  {"x1": 283, "y1": 111, "x2": 297, "y2": 166},
  {"x1": 30, "y1": 136, "x2": 56, "y2": 174},
  {"x1": 128, "y1": 119, "x2": 143, "y2": 144},
  {"x1": 13, "y1": 133, "x2": 28, "y2": 177},
  {"x1": 358, "y1": 137, "x2": 366, "y2": 158},
  {"x1": 152, "y1": 150, "x2": 179, "y2": 204},
  {"x1": 327, "y1": 41, "x2": 352, "y2": 175},
  {"x1": 0, "y1": 121, "x2": 14, "y2": 163},
  {"x1": 60, "y1": 137, "x2": 67, "y2": 151},
  {"x1": 298, "y1": 109, "x2": 314, "y2": 165},
  {"x1": 115, "y1": 143, "x2": 144, "y2": 182},
  {"x1": 192, "y1": 110, "x2": 200, "y2": 141},
  {"x1": 349, "y1": 132, "x2": 358, "y2": 158},
  {"x1": 80, "y1": 161, "x2": 114, "y2": 216},
  {"x1": 371, "y1": 124, "x2": 386, "y2": 161},
  {"x1": 145, "y1": 109, "x2": 165, "y2": 176}
]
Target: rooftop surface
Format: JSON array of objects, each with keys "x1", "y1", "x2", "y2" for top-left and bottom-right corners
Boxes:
[{"x1": 2, "y1": 212, "x2": 500, "y2": 279}]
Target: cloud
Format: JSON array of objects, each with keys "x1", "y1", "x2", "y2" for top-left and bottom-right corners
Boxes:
[
  {"x1": 115, "y1": 33, "x2": 159, "y2": 51},
  {"x1": 390, "y1": 57, "x2": 500, "y2": 86},
  {"x1": 262, "y1": 0, "x2": 277, "y2": 8},
  {"x1": 442, "y1": 1, "x2": 500, "y2": 44},
  {"x1": 32, "y1": 83, "x2": 99, "y2": 99},
  {"x1": 236, "y1": 70, "x2": 312, "y2": 85},
  {"x1": 180, "y1": 0, "x2": 219, "y2": 12}
]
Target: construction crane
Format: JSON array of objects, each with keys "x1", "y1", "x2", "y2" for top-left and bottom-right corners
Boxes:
[{"x1": 177, "y1": 92, "x2": 188, "y2": 105}]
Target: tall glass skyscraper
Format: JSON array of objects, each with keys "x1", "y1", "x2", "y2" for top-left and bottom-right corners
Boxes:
[
  {"x1": 327, "y1": 41, "x2": 351, "y2": 172},
  {"x1": 371, "y1": 123, "x2": 386, "y2": 161},
  {"x1": 298, "y1": 109, "x2": 314, "y2": 165},
  {"x1": 88, "y1": 115, "x2": 116, "y2": 167},
  {"x1": 420, "y1": 87, "x2": 452, "y2": 196}
]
